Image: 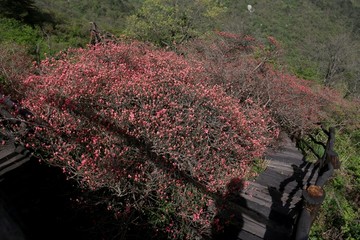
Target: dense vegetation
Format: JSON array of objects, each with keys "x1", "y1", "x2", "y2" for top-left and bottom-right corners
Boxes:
[{"x1": 1, "y1": 0, "x2": 359, "y2": 239}]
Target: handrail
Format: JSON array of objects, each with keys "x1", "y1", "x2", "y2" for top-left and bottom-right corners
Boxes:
[{"x1": 295, "y1": 126, "x2": 340, "y2": 240}]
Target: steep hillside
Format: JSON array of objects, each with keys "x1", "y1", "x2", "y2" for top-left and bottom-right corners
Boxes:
[{"x1": 222, "y1": 0, "x2": 360, "y2": 95}]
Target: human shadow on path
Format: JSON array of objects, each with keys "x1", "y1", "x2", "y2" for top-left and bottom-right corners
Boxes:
[{"x1": 211, "y1": 178, "x2": 247, "y2": 240}]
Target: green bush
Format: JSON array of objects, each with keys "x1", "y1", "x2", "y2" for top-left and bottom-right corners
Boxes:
[
  {"x1": 0, "y1": 17, "x2": 39, "y2": 46},
  {"x1": 125, "y1": 0, "x2": 226, "y2": 46}
]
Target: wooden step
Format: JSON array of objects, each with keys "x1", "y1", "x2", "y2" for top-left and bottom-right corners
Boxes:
[
  {"x1": 237, "y1": 230, "x2": 263, "y2": 240},
  {"x1": 0, "y1": 156, "x2": 31, "y2": 177},
  {"x1": 266, "y1": 160, "x2": 318, "y2": 185},
  {"x1": 219, "y1": 181, "x2": 297, "y2": 239},
  {"x1": 265, "y1": 147, "x2": 304, "y2": 166},
  {"x1": 256, "y1": 168, "x2": 309, "y2": 199},
  {"x1": 244, "y1": 181, "x2": 302, "y2": 206},
  {"x1": 0, "y1": 145, "x2": 32, "y2": 177},
  {"x1": 240, "y1": 209, "x2": 293, "y2": 239},
  {"x1": 214, "y1": 205, "x2": 293, "y2": 240},
  {"x1": 240, "y1": 181, "x2": 301, "y2": 218},
  {"x1": 0, "y1": 144, "x2": 16, "y2": 164}
]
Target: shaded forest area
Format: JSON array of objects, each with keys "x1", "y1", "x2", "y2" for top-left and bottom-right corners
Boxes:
[{"x1": 0, "y1": 0, "x2": 359, "y2": 239}]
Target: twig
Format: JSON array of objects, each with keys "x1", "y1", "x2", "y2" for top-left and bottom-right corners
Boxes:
[{"x1": 252, "y1": 57, "x2": 267, "y2": 72}]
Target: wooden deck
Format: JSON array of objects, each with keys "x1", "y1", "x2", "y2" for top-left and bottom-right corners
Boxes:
[{"x1": 234, "y1": 134, "x2": 319, "y2": 240}]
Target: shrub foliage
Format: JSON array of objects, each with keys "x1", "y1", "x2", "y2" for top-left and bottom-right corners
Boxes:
[{"x1": 21, "y1": 41, "x2": 276, "y2": 238}]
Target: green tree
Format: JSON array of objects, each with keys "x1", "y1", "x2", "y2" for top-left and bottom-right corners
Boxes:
[
  {"x1": 318, "y1": 34, "x2": 360, "y2": 95},
  {"x1": 126, "y1": 0, "x2": 227, "y2": 46}
]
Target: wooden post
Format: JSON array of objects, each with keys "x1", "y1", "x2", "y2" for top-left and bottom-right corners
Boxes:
[
  {"x1": 316, "y1": 162, "x2": 334, "y2": 187},
  {"x1": 319, "y1": 127, "x2": 336, "y2": 170},
  {"x1": 326, "y1": 150, "x2": 340, "y2": 169},
  {"x1": 303, "y1": 185, "x2": 325, "y2": 215},
  {"x1": 295, "y1": 185, "x2": 325, "y2": 240},
  {"x1": 89, "y1": 22, "x2": 101, "y2": 45}
]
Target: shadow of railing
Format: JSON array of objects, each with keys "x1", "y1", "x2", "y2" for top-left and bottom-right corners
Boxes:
[{"x1": 264, "y1": 156, "x2": 318, "y2": 239}]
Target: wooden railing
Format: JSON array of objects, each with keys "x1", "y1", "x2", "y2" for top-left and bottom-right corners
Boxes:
[{"x1": 295, "y1": 126, "x2": 340, "y2": 240}]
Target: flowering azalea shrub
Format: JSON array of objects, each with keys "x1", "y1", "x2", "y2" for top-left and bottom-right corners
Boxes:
[
  {"x1": 181, "y1": 32, "x2": 331, "y2": 135},
  {"x1": 21, "y1": 41, "x2": 277, "y2": 238}
]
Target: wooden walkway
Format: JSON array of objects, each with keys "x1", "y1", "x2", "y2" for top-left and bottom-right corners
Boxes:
[{"x1": 233, "y1": 133, "x2": 319, "y2": 240}]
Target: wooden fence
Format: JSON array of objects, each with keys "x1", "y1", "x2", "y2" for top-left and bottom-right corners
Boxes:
[{"x1": 295, "y1": 126, "x2": 340, "y2": 240}]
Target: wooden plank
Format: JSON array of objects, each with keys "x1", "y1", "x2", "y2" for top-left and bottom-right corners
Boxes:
[
  {"x1": 257, "y1": 168, "x2": 310, "y2": 190},
  {"x1": 242, "y1": 187, "x2": 300, "y2": 211},
  {"x1": 0, "y1": 145, "x2": 17, "y2": 165},
  {"x1": 244, "y1": 181, "x2": 302, "y2": 206},
  {"x1": 266, "y1": 163, "x2": 318, "y2": 184},
  {"x1": 239, "y1": 192, "x2": 298, "y2": 225},
  {"x1": 0, "y1": 156, "x2": 31, "y2": 176},
  {"x1": 216, "y1": 193, "x2": 293, "y2": 238},
  {"x1": 257, "y1": 169, "x2": 293, "y2": 186},
  {"x1": 267, "y1": 159, "x2": 304, "y2": 171},
  {"x1": 238, "y1": 230, "x2": 263, "y2": 240},
  {"x1": 241, "y1": 214, "x2": 267, "y2": 238},
  {"x1": 265, "y1": 152, "x2": 304, "y2": 164},
  {"x1": 236, "y1": 184, "x2": 301, "y2": 233},
  {"x1": 267, "y1": 159, "x2": 316, "y2": 172},
  {"x1": 0, "y1": 151, "x2": 31, "y2": 171},
  {"x1": 221, "y1": 194, "x2": 293, "y2": 238},
  {"x1": 0, "y1": 152, "x2": 20, "y2": 167},
  {"x1": 240, "y1": 211, "x2": 293, "y2": 239},
  {"x1": 265, "y1": 146, "x2": 304, "y2": 165},
  {"x1": 0, "y1": 145, "x2": 32, "y2": 176},
  {"x1": 234, "y1": 135, "x2": 308, "y2": 239}
]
